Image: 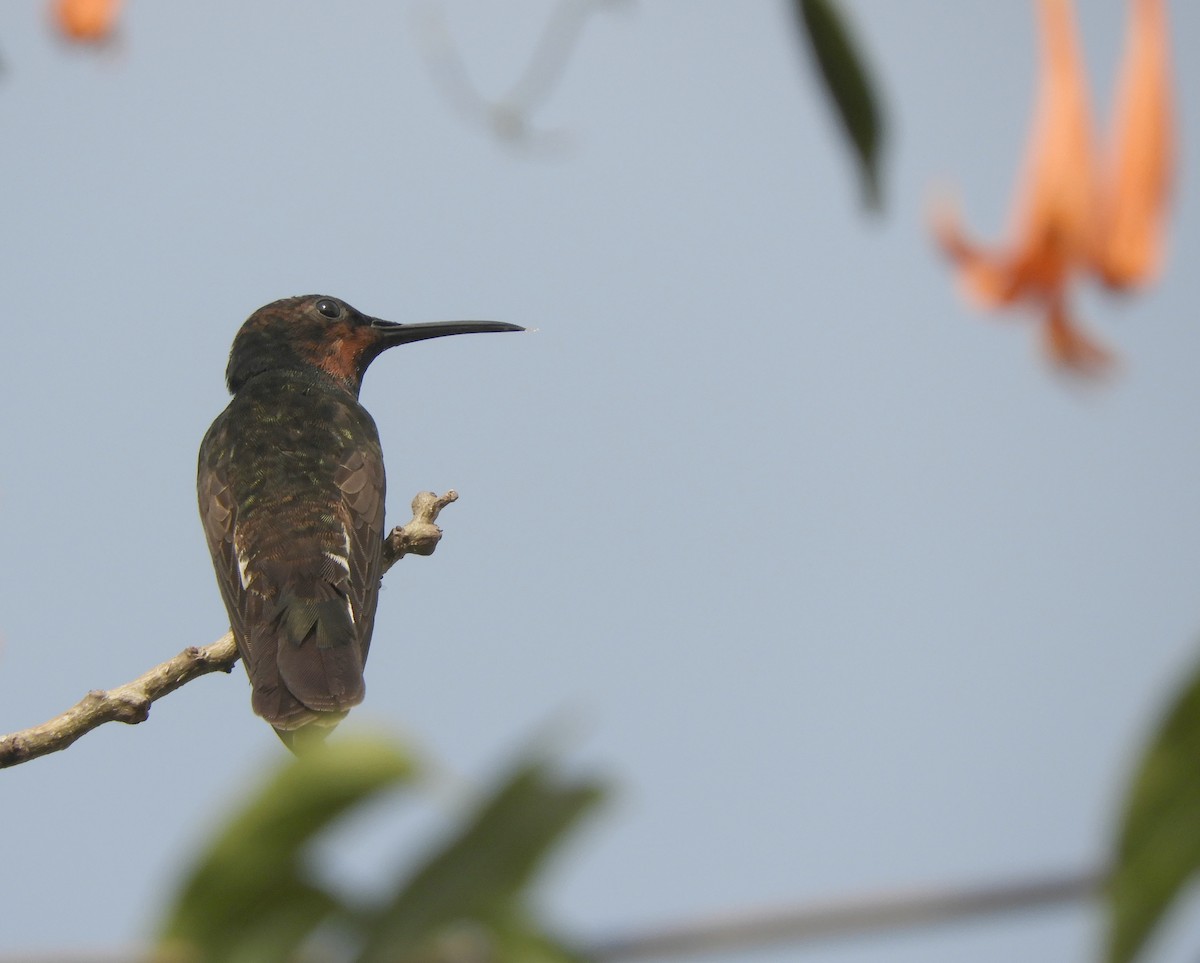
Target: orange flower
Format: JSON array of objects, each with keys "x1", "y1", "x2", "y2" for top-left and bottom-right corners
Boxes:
[
  {"x1": 53, "y1": 0, "x2": 120, "y2": 43},
  {"x1": 933, "y1": 0, "x2": 1174, "y2": 374}
]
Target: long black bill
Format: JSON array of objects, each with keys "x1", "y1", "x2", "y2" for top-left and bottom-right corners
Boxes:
[{"x1": 371, "y1": 318, "x2": 525, "y2": 346}]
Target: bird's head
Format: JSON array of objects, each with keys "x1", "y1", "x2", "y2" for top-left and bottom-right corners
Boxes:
[{"x1": 225, "y1": 295, "x2": 523, "y2": 395}]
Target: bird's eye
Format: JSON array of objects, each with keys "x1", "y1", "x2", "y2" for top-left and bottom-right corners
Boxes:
[{"x1": 316, "y1": 299, "x2": 342, "y2": 319}]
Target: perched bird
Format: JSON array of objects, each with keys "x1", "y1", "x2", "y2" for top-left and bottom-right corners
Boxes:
[{"x1": 198, "y1": 295, "x2": 522, "y2": 748}]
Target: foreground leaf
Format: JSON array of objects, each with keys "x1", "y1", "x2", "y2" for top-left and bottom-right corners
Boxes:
[
  {"x1": 159, "y1": 735, "x2": 416, "y2": 963},
  {"x1": 791, "y1": 0, "x2": 886, "y2": 209},
  {"x1": 404, "y1": 911, "x2": 586, "y2": 963},
  {"x1": 356, "y1": 756, "x2": 604, "y2": 962},
  {"x1": 488, "y1": 908, "x2": 588, "y2": 963},
  {"x1": 1107, "y1": 655, "x2": 1200, "y2": 963}
]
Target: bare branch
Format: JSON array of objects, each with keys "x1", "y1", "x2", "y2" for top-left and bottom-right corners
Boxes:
[
  {"x1": 0, "y1": 491, "x2": 459, "y2": 769},
  {"x1": 0, "y1": 867, "x2": 1105, "y2": 962},
  {"x1": 0, "y1": 634, "x2": 238, "y2": 770},
  {"x1": 586, "y1": 867, "x2": 1106, "y2": 960}
]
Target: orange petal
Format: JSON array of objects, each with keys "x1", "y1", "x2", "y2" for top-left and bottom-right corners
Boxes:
[
  {"x1": 1010, "y1": 0, "x2": 1102, "y2": 278},
  {"x1": 53, "y1": 0, "x2": 120, "y2": 42},
  {"x1": 930, "y1": 197, "x2": 1026, "y2": 307},
  {"x1": 1042, "y1": 295, "x2": 1115, "y2": 374},
  {"x1": 1096, "y1": 0, "x2": 1174, "y2": 288}
]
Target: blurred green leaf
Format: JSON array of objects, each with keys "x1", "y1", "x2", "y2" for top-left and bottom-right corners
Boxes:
[
  {"x1": 155, "y1": 734, "x2": 600, "y2": 963},
  {"x1": 1107, "y1": 656, "x2": 1200, "y2": 963},
  {"x1": 159, "y1": 735, "x2": 417, "y2": 963},
  {"x1": 356, "y1": 757, "x2": 604, "y2": 962},
  {"x1": 488, "y1": 909, "x2": 589, "y2": 963},
  {"x1": 403, "y1": 912, "x2": 586, "y2": 963},
  {"x1": 792, "y1": 0, "x2": 886, "y2": 210}
]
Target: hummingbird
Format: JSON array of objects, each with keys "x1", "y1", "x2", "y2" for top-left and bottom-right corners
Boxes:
[{"x1": 198, "y1": 295, "x2": 522, "y2": 748}]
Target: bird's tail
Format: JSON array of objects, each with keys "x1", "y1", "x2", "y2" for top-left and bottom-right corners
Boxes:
[
  {"x1": 273, "y1": 713, "x2": 347, "y2": 754},
  {"x1": 244, "y1": 592, "x2": 366, "y2": 750}
]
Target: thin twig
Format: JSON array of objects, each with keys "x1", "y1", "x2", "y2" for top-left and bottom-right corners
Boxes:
[
  {"x1": 505, "y1": 0, "x2": 606, "y2": 115},
  {"x1": 0, "y1": 491, "x2": 458, "y2": 770},
  {"x1": 586, "y1": 867, "x2": 1107, "y2": 960},
  {"x1": 411, "y1": 0, "x2": 621, "y2": 150}
]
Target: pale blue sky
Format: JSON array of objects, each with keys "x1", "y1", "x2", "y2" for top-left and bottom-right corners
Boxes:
[{"x1": 2, "y1": 2, "x2": 1199, "y2": 961}]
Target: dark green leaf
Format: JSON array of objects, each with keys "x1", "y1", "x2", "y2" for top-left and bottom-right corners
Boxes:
[
  {"x1": 1107, "y1": 656, "x2": 1200, "y2": 963},
  {"x1": 792, "y1": 0, "x2": 886, "y2": 210},
  {"x1": 159, "y1": 735, "x2": 417, "y2": 963},
  {"x1": 356, "y1": 756, "x2": 604, "y2": 962}
]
